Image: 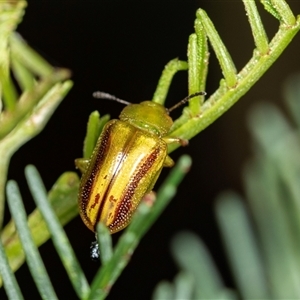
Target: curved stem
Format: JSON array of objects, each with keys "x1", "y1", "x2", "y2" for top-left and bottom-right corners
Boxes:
[{"x1": 152, "y1": 59, "x2": 188, "y2": 105}]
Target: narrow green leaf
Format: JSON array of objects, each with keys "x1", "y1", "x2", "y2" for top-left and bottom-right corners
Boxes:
[
  {"x1": 25, "y1": 165, "x2": 90, "y2": 299},
  {"x1": 247, "y1": 103, "x2": 300, "y2": 297},
  {"x1": 244, "y1": 158, "x2": 300, "y2": 298},
  {"x1": 173, "y1": 271, "x2": 194, "y2": 300},
  {"x1": 10, "y1": 33, "x2": 54, "y2": 77},
  {"x1": 0, "y1": 0, "x2": 27, "y2": 109},
  {"x1": 0, "y1": 68, "x2": 18, "y2": 111},
  {"x1": 170, "y1": 19, "x2": 208, "y2": 133},
  {"x1": 196, "y1": 9, "x2": 237, "y2": 88},
  {"x1": 215, "y1": 191, "x2": 271, "y2": 299},
  {"x1": 194, "y1": 17, "x2": 209, "y2": 93},
  {"x1": 284, "y1": 73, "x2": 300, "y2": 128},
  {"x1": 11, "y1": 54, "x2": 35, "y2": 91},
  {"x1": 96, "y1": 223, "x2": 113, "y2": 265},
  {"x1": 83, "y1": 112, "x2": 110, "y2": 159},
  {"x1": 83, "y1": 111, "x2": 101, "y2": 159},
  {"x1": 0, "y1": 69, "x2": 71, "y2": 140},
  {"x1": 0, "y1": 79, "x2": 73, "y2": 229},
  {"x1": 243, "y1": 0, "x2": 269, "y2": 55},
  {"x1": 97, "y1": 114, "x2": 110, "y2": 138},
  {"x1": 0, "y1": 239, "x2": 24, "y2": 300},
  {"x1": 0, "y1": 171, "x2": 79, "y2": 285},
  {"x1": 260, "y1": 0, "x2": 281, "y2": 21},
  {"x1": 152, "y1": 281, "x2": 174, "y2": 300},
  {"x1": 270, "y1": 0, "x2": 296, "y2": 25},
  {"x1": 187, "y1": 34, "x2": 202, "y2": 115},
  {"x1": 6, "y1": 181, "x2": 58, "y2": 300},
  {"x1": 171, "y1": 231, "x2": 224, "y2": 299}
]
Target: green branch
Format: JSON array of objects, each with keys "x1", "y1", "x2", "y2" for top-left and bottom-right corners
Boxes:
[{"x1": 168, "y1": 9, "x2": 300, "y2": 152}]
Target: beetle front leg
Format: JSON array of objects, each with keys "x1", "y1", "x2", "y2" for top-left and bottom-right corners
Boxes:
[
  {"x1": 90, "y1": 240, "x2": 100, "y2": 261},
  {"x1": 164, "y1": 155, "x2": 174, "y2": 167},
  {"x1": 163, "y1": 136, "x2": 188, "y2": 167},
  {"x1": 75, "y1": 158, "x2": 90, "y2": 174},
  {"x1": 163, "y1": 136, "x2": 189, "y2": 147},
  {"x1": 142, "y1": 191, "x2": 156, "y2": 207}
]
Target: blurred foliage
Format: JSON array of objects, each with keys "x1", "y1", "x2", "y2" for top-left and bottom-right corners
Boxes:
[{"x1": 153, "y1": 73, "x2": 300, "y2": 299}]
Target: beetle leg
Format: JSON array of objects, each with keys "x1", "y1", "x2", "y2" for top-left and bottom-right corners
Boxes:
[
  {"x1": 164, "y1": 155, "x2": 174, "y2": 167},
  {"x1": 142, "y1": 191, "x2": 156, "y2": 207},
  {"x1": 75, "y1": 158, "x2": 90, "y2": 174},
  {"x1": 90, "y1": 240, "x2": 100, "y2": 261},
  {"x1": 163, "y1": 136, "x2": 189, "y2": 146}
]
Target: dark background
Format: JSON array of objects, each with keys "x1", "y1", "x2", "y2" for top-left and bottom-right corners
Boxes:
[{"x1": 3, "y1": 1, "x2": 300, "y2": 299}]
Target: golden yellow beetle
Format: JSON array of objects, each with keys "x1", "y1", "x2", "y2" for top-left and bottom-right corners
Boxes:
[{"x1": 76, "y1": 92, "x2": 204, "y2": 234}]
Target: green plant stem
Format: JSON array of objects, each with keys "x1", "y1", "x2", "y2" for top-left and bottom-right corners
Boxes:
[
  {"x1": 169, "y1": 15, "x2": 300, "y2": 153},
  {"x1": 0, "y1": 80, "x2": 73, "y2": 229},
  {"x1": 152, "y1": 59, "x2": 188, "y2": 105}
]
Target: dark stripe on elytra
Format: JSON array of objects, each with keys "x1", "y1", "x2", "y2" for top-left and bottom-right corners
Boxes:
[
  {"x1": 93, "y1": 128, "x2": 137, "y2": 230},
  {"x1": 108, "y1": 146, "x2": 161, "y2": 231},
  {"x1": 80, "y1": 123, "x2": 113, "y2": 226}
]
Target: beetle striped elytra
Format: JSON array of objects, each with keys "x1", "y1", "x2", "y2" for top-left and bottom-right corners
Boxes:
[{"x1": 76, "y1": 92, "x2": 205, "y2": 234}]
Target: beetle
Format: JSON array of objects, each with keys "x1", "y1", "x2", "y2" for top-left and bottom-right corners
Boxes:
[{"x1": 76, "y1": 91, "x2": 205, "y2": 234}]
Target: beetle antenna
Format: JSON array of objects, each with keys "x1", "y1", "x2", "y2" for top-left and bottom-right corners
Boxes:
[
  {"x1": 167, "y1": 91, "x2": 206, "y2": 113},
  {"x1": 93, "y1": 91, "x2": 132, "y2": 106}
]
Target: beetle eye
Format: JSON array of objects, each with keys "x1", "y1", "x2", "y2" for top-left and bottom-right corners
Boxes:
[{"x1": 90, "y1": 240, "x2": 100, "y2": 261}]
